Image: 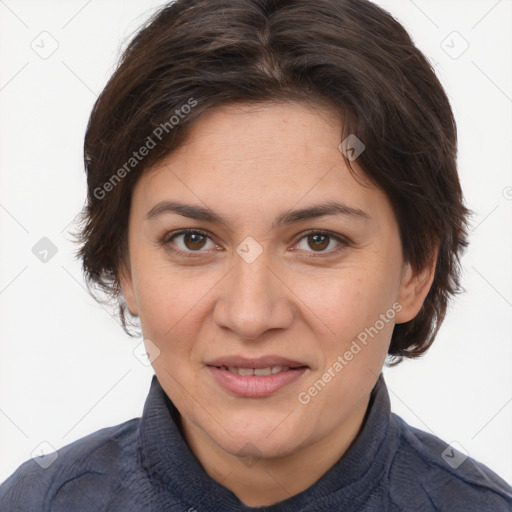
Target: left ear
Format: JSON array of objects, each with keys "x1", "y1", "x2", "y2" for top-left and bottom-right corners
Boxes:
[
  {"x1": 395, "y1": 245, "x2": 439, "y2": 324},
  {"x1": 118, "y1": 260, "x2": 139, "y2": 317}
]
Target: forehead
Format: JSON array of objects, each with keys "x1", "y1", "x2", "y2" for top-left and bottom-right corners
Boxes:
[{"x1": 131, "y1": 101, "x2": 394, "y2": 229}]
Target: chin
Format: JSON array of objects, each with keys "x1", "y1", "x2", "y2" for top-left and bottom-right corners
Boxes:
[{"x1": 211, "y1": 424, "x2": 305, "y2": 461}]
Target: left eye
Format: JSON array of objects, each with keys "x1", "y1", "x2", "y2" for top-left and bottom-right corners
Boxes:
[{"x1": 294, "y1": 231, "x2": 345, "y2": 253}]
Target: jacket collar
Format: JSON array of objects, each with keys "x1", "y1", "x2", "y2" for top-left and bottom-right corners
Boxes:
[{"x1": 139, "y1": 371, "x2": 397, "y2": 511}]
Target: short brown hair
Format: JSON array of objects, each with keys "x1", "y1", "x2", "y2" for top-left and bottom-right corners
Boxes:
[{"x1": 78, "y1": 0, "x2": 471, "y2": 365}]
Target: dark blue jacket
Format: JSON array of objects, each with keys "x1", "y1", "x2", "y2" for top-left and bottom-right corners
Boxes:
[{"x1": 1, "y1": 373, "x2": 511, "y2": 511}]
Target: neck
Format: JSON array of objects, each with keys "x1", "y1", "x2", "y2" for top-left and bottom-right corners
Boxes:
[{"x1": 179, "y1": 394, "x2": 371, "y2": 507}]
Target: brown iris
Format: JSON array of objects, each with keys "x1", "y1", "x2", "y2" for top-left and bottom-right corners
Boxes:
[
  {"x1": 184, "y1": 232, "x2": 207, "y2": 250},
  {"x1": 308, "y1": 234, "x2": 329, "y2": 251}
]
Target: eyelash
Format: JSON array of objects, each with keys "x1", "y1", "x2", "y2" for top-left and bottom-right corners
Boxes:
[{"x1": 161, "y1": 228, "x2": 349, "y2": 259}]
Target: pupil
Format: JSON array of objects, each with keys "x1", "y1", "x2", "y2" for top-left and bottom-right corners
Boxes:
[
  {"x1": 309, "y1": 234, "x2": 328, "y2": 251},
  {"x1": 185, "y1": 233, "x2": 205, "y2": 250}
]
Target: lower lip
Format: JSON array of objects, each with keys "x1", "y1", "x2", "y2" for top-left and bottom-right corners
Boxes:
[{"x1": 207, "y1": 366, "x2": 308, "y2": 398}]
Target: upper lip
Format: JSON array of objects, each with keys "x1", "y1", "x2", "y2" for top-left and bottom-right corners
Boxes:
[{"x1": 206, "y1": 355, "x2": 308, "y2": 369}]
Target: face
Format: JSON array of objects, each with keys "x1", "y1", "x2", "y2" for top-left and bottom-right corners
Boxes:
[{"x1": 120, "y1": 101, "x2": 433, "y2": 461}]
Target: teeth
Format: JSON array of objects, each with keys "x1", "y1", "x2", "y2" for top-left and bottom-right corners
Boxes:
[
  {"x1": 223, "y1": 365, "x2": 292, "y2": 376},
  {"x1": 254, "y1": 367, "x2": 272, "y2": 376}
]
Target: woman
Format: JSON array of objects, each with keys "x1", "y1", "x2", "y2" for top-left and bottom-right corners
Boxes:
[{"x1": 1, "y1": 0, "x2": 511, "y2": 510}]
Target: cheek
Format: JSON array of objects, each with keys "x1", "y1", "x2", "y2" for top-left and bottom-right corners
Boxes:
[
  {"x1": 300, "y1": 262, "x2": 400, "y2": 338},
  {"x1": 300, "y1": 262, "x2": 399, "y2": 398},
  {"x1": 132, "y1": 257, "x2": 218, "y2": 343},
  {"x1": 300, "y1": 269, "x2": 396, "y2": 415}
]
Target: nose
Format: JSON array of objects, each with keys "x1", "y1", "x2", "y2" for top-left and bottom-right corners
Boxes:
[{"x1": 212, "y1": 250, "x2": 294, "y2": 340}]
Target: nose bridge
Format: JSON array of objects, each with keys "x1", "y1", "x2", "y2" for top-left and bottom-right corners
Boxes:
[
  {"x1": 213, "y1": 245, "x2": 293, "y2": 339},
  {"x1": 233, "y1": 250, "x2": 272, "y2": 305}
]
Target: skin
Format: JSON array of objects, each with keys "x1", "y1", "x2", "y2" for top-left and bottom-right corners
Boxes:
[{"x1": 120, "y1": 101, "x2": 437, "y2": 507}]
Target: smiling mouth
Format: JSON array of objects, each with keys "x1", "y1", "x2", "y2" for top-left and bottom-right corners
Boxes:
[
  {"x1": 211, "y1": 365, "x2": 308, "y2": 376},
  {"x1": 206, "y1": 364, "x2": 309, "y2": 398}
]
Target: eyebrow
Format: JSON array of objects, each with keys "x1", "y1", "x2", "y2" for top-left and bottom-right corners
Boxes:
[{"x1": 145, "y1": 200, "x2": 370, "y2": 229}]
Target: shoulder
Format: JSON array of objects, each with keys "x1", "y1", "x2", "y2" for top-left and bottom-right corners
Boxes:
[
  {"x1": 0, "y1": 418, "x2": 140, "y2": 512},
  {"x1": 388, "y1": 412, "x2": 512, "y2": 511}
]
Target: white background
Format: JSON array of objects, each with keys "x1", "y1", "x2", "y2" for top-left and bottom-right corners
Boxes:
[{"x1": 1, "y1": 0, "x2": 511, "y2": 485}]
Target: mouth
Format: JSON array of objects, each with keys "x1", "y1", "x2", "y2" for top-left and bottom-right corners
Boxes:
[
  {"x1": 206, "y1": 355, "x2": 308, "y2": 370},
  {"x1": 209, "y1": 364, "x2": 307, "y2": 376},
  {"x1": 205, "y1": 356, "x2": 310, "y2": 397}
]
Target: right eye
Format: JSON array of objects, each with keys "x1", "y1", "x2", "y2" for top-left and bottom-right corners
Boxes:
[{"x1": 162, "y1": 229, "x2": 222, "y2": 257}]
